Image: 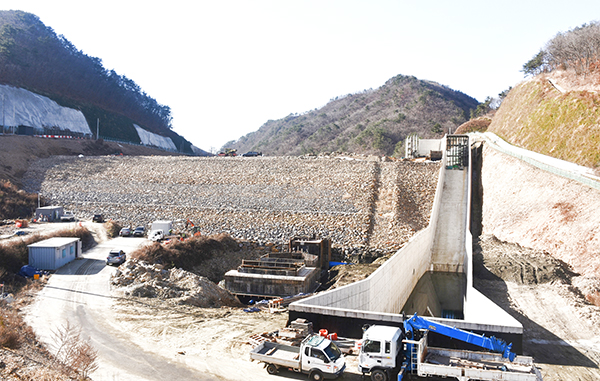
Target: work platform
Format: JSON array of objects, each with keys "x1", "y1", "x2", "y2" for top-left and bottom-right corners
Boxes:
[
  {"x1": 224, "y1": 238, "x2": 330, "y2": 299},
  {"x1": 289, "y1": 135, "x2": 524, "y2": 351}
]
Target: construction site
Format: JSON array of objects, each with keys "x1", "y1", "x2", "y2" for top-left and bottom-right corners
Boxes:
[{"x1": 11, "y1": 133, "x2": 600, "y2": 381}]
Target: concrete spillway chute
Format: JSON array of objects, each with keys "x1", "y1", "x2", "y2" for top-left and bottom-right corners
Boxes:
[{"x1": 289, "y1": 135, "x2": 523, "y2": 350}]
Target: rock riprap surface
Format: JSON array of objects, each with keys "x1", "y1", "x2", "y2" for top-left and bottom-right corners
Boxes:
[{"x1": 24, "y1": 155, "x2": 439, "y2": 250}]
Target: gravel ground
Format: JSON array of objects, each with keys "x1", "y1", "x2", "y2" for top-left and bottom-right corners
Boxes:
[
  {"x1": 22, "y1": 155, "x2": 440, "y2": 253},
  {"x1": 474, "y1": 235, "x2": 600, "y2": 381}
]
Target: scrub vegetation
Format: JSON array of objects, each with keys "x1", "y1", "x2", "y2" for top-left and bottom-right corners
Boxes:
[
  {"x1": 490, "y1": 20, "x2": 600, "y2": 170},
  {"x1": 0, "y1": 10, "x2": 193, "y2": 153},
  {"x1": 227, "y1": 75, "x2": 479, "y2": 157},
  {"x1": 0, "y1": 180, "x2": 38, "y2": 219},
  {"x1": 0, "y1": 226, "x2": 93, "y2": 285}
]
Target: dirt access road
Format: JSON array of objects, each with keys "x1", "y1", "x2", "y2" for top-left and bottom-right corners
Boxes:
[
  {"x1": 22, "y1": 234, "x2": 366, "y2": 380},
  {"x1": 23, "y1": 236, "x2": 212, "y2": 380}
]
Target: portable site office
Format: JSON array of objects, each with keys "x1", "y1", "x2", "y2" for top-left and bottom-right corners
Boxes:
[
  {"x1": 35, "y1": 206, "x2": 64, "y2": 222},
  {"x1": 28, "y1": 237, "x2": 81, "y2": 270}
]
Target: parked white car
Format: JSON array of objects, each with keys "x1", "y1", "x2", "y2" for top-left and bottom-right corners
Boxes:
[{"x1": 60, "y1": 211, "x2": 75, "y2": 222}]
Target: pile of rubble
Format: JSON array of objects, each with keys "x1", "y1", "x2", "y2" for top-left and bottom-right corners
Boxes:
[
  {"x1": 111, "y1": 259, "x2": 241, "y2": 308},
  {"x1": 248, "y1": 318, "x2": 356, "y2": 354}
]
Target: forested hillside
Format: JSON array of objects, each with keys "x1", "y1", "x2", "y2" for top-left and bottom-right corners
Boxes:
[
  {"x1": 0, "y1": 10, "x2": 194, "y2": 153},
  {"x1": 227, "y1": 75, "x2": 479, "y2": 157}
]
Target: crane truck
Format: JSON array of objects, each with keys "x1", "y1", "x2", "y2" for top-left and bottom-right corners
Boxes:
[{"x1": 358, "y1": 313, "x2": 542, "y2": 381}]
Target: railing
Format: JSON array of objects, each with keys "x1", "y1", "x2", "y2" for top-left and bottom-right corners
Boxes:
[{"x1": 480, "y1": 132, "x2": 600, "y2": 191}]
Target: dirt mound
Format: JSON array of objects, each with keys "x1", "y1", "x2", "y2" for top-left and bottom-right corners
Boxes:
[
  {"x1": 130, "y1": 234, "x2": 271, "y2": 283},
  {"x1": 111, "y1": 259, "x2": 242, "y2": 308},
  {"x1": 474, "y1": 235, "x2": 577, "y2": 285}
]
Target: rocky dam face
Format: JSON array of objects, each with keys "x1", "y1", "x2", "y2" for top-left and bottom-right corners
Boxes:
[{"x1": 23, "y1": 154, "x2": 440, "y2": 252}]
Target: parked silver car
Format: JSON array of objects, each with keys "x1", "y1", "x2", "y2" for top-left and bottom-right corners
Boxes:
[
  {"x1": 133, "y1": 226, "x2": 145, "y2": 237},
  {"x1": 106, "y1": 249, "x2": 126, "y2": 266}
]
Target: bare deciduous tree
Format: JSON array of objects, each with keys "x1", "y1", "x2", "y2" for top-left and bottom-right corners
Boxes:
[
  {"x1": 544, "y1": 21, "x2": 600, "y2": 77},
  {"x1": 51, "y1": 322, "x2": 99, "y2": 379}
]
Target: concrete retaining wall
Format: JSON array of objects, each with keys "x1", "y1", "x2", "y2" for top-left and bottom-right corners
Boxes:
[{"x1": 292, "y1": 140, "x2": 447, "y2": 314}]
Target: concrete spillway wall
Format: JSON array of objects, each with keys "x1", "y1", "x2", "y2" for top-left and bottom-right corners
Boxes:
[
  {"x1": 290, "y1": 135, "x2": 524, "y2": 350},
  {"x1": 292, "y1": 139, "x2": 447, "y2": 314}
]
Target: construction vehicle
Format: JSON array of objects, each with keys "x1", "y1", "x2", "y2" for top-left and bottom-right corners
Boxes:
[
  {"x1": 358, "y1": 313, "x2": 542, "y2": 381},
  {"x1": 217, "y1": 148, "x2": 237, "y2": 156},
  {"x1": 148, "y1": 220, "x2": 172, "y2": 241},
  {"x1": 250, "y1": 334, "x2": 346, "y2": 380}
]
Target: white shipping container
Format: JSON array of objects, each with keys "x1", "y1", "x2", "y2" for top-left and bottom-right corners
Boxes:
[{"x1": 28, "y1": 237, "x2": 81, "y2": 270}]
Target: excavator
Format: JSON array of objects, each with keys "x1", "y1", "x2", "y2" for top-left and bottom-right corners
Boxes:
[{"x1": 217, "y1": 148, "x2": 237, "y2": 157}]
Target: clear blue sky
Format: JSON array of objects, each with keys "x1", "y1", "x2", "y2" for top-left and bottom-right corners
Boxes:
[{"x1": 3, "y1": 1, "x2": 599, "y2": 152}]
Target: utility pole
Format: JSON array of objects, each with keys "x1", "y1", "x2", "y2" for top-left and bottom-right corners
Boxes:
[{"x1": 96, "y1": 118, "x2": 99, "y2": 140}]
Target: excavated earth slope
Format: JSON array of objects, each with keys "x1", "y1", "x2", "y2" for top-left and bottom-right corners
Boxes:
[
  {"x1": 481, "y1": 145, "x2": 600, "y2": 278},
  {"x1": 478, "y1": 144, "x2": 600, "y2": 381}
]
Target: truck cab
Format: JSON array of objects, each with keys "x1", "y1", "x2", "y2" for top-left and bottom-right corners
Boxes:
[
  {"x1": 358, "y1": 325, "x2": 403, "y2": 381},
  {"x1": 250, "y1": 334, "x2": 345, "y2": 380},
  {"x1": 60, "y1": 211, "x2": 75, "y2": 222},
  {"x1": 149, "y1": 230, "x2": 164, "y2": 241},
  {"x1": 301, "y1": 335, "x2": 345, "y2": 379}
]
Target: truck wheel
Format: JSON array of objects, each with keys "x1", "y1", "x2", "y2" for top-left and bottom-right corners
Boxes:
[
  {"x1": 371, "y1": 369, "x2": 388, "y2": 381},
  {"x1": 309, "y1": 370, "x2": 324, "y2": 381},
  {"x1": 266, "y1": 364, "x2": 278, "y2": 375}
]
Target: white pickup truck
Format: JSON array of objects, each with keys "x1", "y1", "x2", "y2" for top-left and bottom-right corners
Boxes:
[
  {"x1": 250, "y1": 334, "x2": 346, "y2": 380},
  {"x1": 60, "y1": 211, "x2": 75, "y2": 222}
]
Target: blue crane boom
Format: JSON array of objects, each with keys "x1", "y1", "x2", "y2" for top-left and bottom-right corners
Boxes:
[{"x1": 403, "y1": 313, "x2": 516, "y2": 362}]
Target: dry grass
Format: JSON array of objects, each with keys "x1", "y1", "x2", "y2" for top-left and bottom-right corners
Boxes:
[
  {"x1": 131, "y1": 233, "x2": 240, "y2": 281},
  {"x1": 104, "y1": 220, "x2": 122, "y2": 238},
  {"x1": 547, "y1": 69, "x2": 600, "y2": 93},
  {"x1": 0, "y1": 313, "x2": 20, "y2": 349},
  {"x1": 455, "y1": 117, "x2": 492, "y2": 134},
  {"x1": 0, "y1": 180, "x2": 38, "y2": 220},
  {"x1": 51, "y1": 322, "x2": 98, "y2": 378},
  {"x1": 0, "y1": 283, "x2": 92, "y2": 380},
  {"x1": 488, "y1": 73, "x2": 600, "y2": 169}
]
